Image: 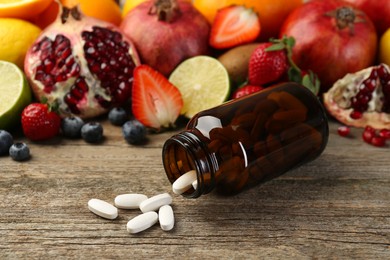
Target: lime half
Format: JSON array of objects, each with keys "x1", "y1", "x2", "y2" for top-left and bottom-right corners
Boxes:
[
  {"x1": 169, "y1": 56, "x2": 230, "y2": 118},
  {"x1": 0, "y1": 60, "x2": 32, "y2": 130}
]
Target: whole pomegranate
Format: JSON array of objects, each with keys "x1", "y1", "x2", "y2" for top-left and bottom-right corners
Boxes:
[
  {"x1": 120, "y1": 0, "x2": 210, "y2": 76},
  {"x1": 324, "y1": 64, "x2": 390, "y2": 130},
  {"x1": 280, "y1": 0, "x2": 377, "y2": 91},
  {"x1": 25, "y1": 6, "x2": 140, "y2": 119},
  {"x1": 343, "y1": 0, "x2": 390, "y2": 36}
]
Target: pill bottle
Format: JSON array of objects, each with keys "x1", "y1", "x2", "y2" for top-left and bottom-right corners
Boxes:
[{"x1": 162, "y1": 82, "x2": 329, "y2": 198}]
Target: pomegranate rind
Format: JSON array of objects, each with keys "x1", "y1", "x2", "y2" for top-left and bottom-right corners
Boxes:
[
  {"x1": 324, "y1": 65, "x2": 390, "y2": 130},
  {"x1": 24, "y1": 12, "x2": 140, "y2": 119}
]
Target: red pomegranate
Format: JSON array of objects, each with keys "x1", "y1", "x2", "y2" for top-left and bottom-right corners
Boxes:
[
  {"x1": 324, "y1": 64, "x2": 390, "y2": 130},
  {"x1": 280, "y1": 0, "x2": 377, "y2": 91},
  {"x1": 343, "y1": 0, "x2": 390, "y2": 36},
  {"x1": 120, "y1": 0, "x2": 210, "y2": 76},
  {"x1": 24, "y1": 6, "x2": 140, "y2": 119}
]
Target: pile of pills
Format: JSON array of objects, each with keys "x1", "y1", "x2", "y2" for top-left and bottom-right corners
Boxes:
[{"x1": 88, "y1": 192, "x2": 174, "y2": 234}]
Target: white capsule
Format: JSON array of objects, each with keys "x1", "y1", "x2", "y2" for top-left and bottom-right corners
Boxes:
[
  {"x1": 159, "y1": 205, "x2": 175, "y2": 231},
  {"x1": 139, "y1": 193, "x2": 172, "y2": 213},
  {"x1": 172, "y1": 170, "x2": 197, "y2": 195},
  {"x1": 192, "y1": 179, "x2": 198, "y2": 190},
  {"x1": 88, "y1": 199, "x2": 118, "y2": 220},
  {"x1": 114, "y1": 194, "x2": 148, "y2": 209},
  {"x1": 127, "y1": 211, "x2": 158, "y2": 234}
]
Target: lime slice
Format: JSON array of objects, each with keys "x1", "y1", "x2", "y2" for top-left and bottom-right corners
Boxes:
[
  {"x1": 0, "y1": 60, "x2": 32, "y2": 130},
  {"x1": 169, "y1": 56, "x2": 230, "y2": 118}
]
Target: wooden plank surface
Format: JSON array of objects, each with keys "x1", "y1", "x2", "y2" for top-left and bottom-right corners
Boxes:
[{"x1": 0, "y1": 120, "x2": 389, "y2": 259}]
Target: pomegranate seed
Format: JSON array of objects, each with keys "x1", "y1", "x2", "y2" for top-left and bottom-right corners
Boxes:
[
  {"x1": 337, "y1": 126, "x2": 350, "y2": 137},
  {"x1": 379, "y1": 129, "x2": 390, "y2": 139},
  {"x1": 362, "y1": 128, "x2": 375, "y2": 144},
  {"x1": 370, "y1": 136, "x2": 386, "y2": 147},
  {"x1": 350, "y1": 110, "x2": 363, "y2": 119},
  {"x1": 365, "y1": 125, "x2": 375, "y2": 133}
]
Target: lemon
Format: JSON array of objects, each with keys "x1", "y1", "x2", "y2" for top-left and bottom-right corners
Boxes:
[
  {"x1": 169, "y1": 56, "x2": 230, "y2": 118},
  {"x1": 379, "y1": 28, "x2": 390, "y2": 67},
  {"x1": 0, "y1": 18, "x2": 41, "y2": 68},
  {"x1": 0, "y1": 60, "x2": 32, "y2": 130}
]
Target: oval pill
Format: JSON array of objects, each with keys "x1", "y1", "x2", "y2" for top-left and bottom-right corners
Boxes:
[
  {"x1": 88, "y1": 199, "x2": 118, "y2": 220},
  {"x1": 127, "y1": 211, "x2": 158, "y2": 234},
  {"x1": 139, "y1": 193, "x2": 172, "y2": 213},
  {"x1": 192, "y1": 179, "x2": 198, "y2": 190},
  {"x1": 172, "y1": 170, "x2": 197, "y2": 195},
  {"x1": 114, "y1": 194, "x2": 148, "y2": 209},
  {"x1": 159, "y1": 205, "x2": 174, "y2": 231}
]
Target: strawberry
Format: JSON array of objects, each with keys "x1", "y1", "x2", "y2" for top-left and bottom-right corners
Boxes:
[
  {"x1": 248, "y1": 42, "x2": 288, "y2": 86},
  {"x1": 209, "y1": 5, "x2": 261, "y2": 49},
  {"x1": 231, "y1": 85, "x2": 264, "y2": 99},
  {"x1": 249, "y1": 36, "x2": 320, "y2": 95},
  {"x1": 132, "y1": 65, "x2": 183, "y2": 130},
  {"x1": 21, "y1": 102, "x2": 61, "y2": 141}
]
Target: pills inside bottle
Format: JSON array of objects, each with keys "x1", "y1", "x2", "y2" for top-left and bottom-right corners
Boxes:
[{"x1": 163, "y1": 83, "x2": 329, "y2": 198}]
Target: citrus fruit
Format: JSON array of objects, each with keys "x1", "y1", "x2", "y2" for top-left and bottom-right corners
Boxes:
[
  {"x1": 169, "y1": 56, "x2": 230, "y2": 118},
  {"x1": 0, "y1": 18, "x2": 41, "y2": 68},
  {"x1": 62, "y1": 0, "x2": 122, "y2": 26},
  {"x1": 122, "y1": 0, "x2": 191, "y2": 17},
  {"x1": 33, "y1": 0, "x2": 122, "y2": 28},
  {"x1": 0, "y1": 0, "x2": 53, "y2": 20},
  {"x1": 379, "y1": 28, "x2": 390, "y2": 67},
  {"x1": 0, "y1": 61, "x2": 32, "y2": 131},
  {"x1": 193, "y1": 0, "x2": 303, "y2": 40}
]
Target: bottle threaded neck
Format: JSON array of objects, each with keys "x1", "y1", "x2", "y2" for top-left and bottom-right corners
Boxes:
[{"x1": 162, "y1": 130, "x2": 217, "y2": 198}]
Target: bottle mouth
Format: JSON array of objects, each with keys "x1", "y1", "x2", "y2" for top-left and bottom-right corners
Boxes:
[{"x1": 162, "y1": 131, "x2": 217, "y2": 198}]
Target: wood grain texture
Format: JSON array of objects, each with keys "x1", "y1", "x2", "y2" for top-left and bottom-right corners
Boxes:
[{"x1": 0, "y1": 120, "x2": 389, "y2": 259}]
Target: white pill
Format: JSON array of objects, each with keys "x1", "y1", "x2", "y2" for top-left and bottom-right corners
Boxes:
[
  {"x1": 192, "y1": 179, "x2": 198, "y2": 190},
  {"x1": 127, "y1": 211, "x2": 158, "y2": 234},
  {"x1": 159, "y1": 205, "x2": 174, "y2": 231},
  {"x1": 88, "y1": 199, "x2": 118, "y2": 220},
  {"x1": 172, "y1": 170, "x2": 197, "y2": 195},
  {"x1": 139, "y1": 193, "x2": 172, "y2": 213},
  {"x1": 114, "y1": 194, "x2": 148, "y2": 209}
]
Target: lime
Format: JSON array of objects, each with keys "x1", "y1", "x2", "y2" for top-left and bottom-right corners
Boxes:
[
  {"x1": 0, "y1": 60, "x2": 32, "y2": 130},
  {"x1": 169, "y1": 56, "x2": 230, "y2": 118}
]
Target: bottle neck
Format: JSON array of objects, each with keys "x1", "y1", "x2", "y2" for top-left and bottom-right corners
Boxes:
[{"x1": 162, "y1": 130, "x2": 218, "y2": 198}]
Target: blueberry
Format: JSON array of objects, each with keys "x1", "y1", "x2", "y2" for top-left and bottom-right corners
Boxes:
[
  {"x1": 61, "y1": 116, "x2": 85, "y2": 138},
  {"x1": 81, "y1": 122, "x2": 103, "y2": 143},
  {"x1": 122, "y1": 119, "x2": 147, "y2": 144},
  {"x1": 108, "y1": 107, "x2": 128, "y2": 126},
  {"x1": 9, "y1": 142, "x2": 30, "y2": 161},
  {"x1": 0, "y1": 130, "x2": 13, "y2": 156}
]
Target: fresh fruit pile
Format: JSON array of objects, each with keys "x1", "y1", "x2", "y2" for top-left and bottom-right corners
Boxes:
[{"x1": 1, "y1": 0, "x2": 390, "y2": 161}]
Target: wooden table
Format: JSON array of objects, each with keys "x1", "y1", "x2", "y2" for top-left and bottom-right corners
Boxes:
[{"x1": 1, "y1": 120, "x2": 389, "y2": 259}]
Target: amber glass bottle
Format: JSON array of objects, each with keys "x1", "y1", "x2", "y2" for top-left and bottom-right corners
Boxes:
[{"x1": 162, "y1": 83, "x2": 329, "y2": 198}]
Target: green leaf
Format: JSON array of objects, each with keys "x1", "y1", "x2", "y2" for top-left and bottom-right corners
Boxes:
[
  {"x1": 301, "y1": 71, "x2": 320, "y2": 96},
  {"x1": 265, "y1": 43, "x2": 285, "y2": 52},
  {"x1": 288, "y1": 67, "x2": 302, "y2": 83},
  {"x1": 284, "y1": 36, "x2": 296, "y2": 48}
]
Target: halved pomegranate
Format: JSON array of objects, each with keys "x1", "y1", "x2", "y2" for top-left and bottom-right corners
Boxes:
[
  {"x1": 24, "y1": 6, "x2": 140, "y2": 118},
  {"x1": 324, "y1": 64, "x2": 390, "y2": 129}
]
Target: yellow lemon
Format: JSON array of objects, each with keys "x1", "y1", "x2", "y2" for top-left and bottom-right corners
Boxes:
[
  {"x1": 0, "y1": 18, "x2": 41, "y2": 68},
  {"x1": 379, "y1": 28, "x2": 390, "y2": 67}
]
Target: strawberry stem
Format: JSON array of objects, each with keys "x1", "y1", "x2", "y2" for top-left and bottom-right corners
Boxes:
[{"x1": 266, "y1": 36, "x2": 320, "y2": 95}]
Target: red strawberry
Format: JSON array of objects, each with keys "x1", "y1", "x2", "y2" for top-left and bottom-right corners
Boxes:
[
  {"x1": 231, "y1": 85, "x2": 264, "y2": 99},
  {"x1": 132, "y1": 65, "x2": 183, "y2": 130},
  {"x1": 21, "y1": 103, "x2": 61, "y2": 141},
  {"x1": 248, "y1": 42, "x2": 288, "y2": 86},
  {"x1": 209, "y1": 5, "x2": 261, "y2": 49}
]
